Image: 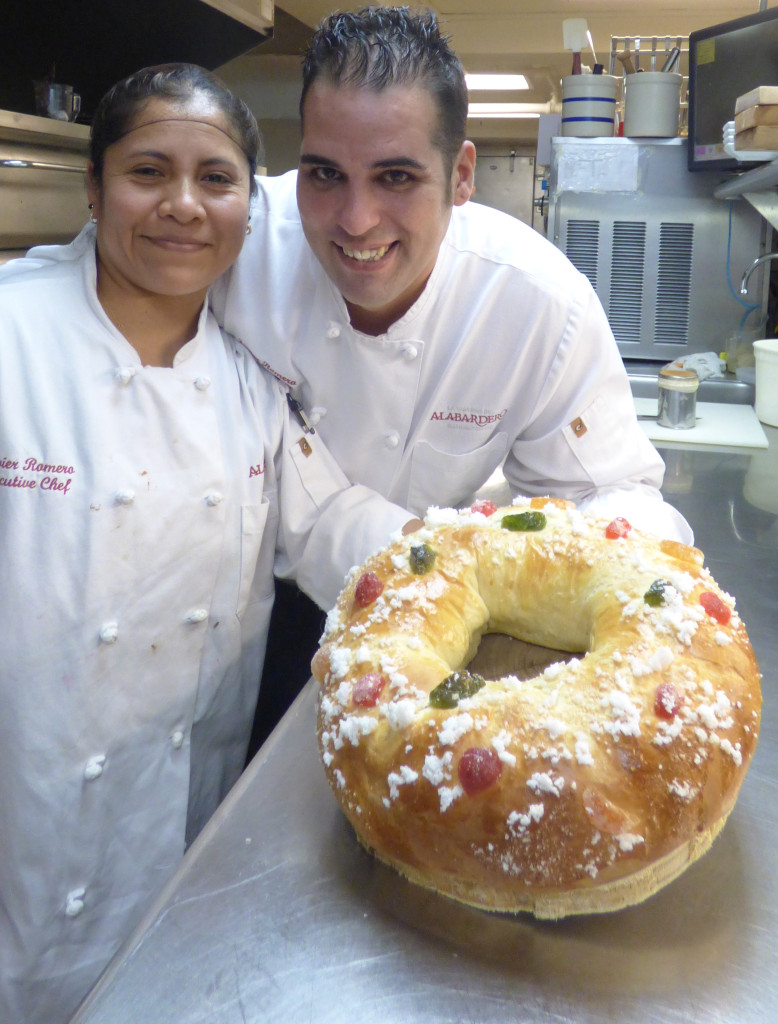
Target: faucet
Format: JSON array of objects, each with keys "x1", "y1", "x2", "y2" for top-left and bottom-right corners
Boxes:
[{"x1": 740, "y1": 252, "x2": 778, "y2": 295}]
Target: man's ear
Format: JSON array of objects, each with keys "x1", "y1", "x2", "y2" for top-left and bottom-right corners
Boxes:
[{"x1": 451, "y1": 140, "x2": 476, "y2": 207}]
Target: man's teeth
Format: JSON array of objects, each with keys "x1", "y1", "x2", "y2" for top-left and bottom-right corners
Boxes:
[{"x1": 342, "y1": 244, "x2": 390, "y2": 262}]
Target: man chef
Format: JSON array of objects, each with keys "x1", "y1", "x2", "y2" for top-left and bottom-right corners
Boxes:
[{"x1": 210, "y1": 5, "x2": 692, "y2": 750}]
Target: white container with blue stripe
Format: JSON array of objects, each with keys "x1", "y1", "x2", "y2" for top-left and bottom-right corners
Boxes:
[{"x1": 561, "y1": 74, "x2": 618, "y2": 137}]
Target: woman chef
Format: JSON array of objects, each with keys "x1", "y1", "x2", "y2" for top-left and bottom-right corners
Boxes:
[{"x1": 0, "y1": 64, "x2": 410, "y2": 1023}]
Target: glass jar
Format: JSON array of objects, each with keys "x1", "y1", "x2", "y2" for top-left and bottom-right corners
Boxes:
[{"x1": 657, "y1": 367, "x2": 699, "y2": 429}]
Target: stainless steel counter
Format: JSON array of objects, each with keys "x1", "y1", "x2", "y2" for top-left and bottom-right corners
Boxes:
[{"x1": 71, "y1": 431, "x2": 778, "y2": 1024}]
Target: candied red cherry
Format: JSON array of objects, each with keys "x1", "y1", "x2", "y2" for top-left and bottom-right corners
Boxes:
[
  {"x1": 354, "y1": 572, "x2": 384, "y2": 608},
  {"x1": 605, "y1": 517, "x2": 632, "y2": 540},
  {"x1": 352, "y1": 673, "x2": 387, "y2": 707},
  {"x1": 700, "y1": 591, "x2": 732, "y2": 625},
  {"x1": 654, "y1": 682, "x2": 681, "y2": 720},
  {"x1": 471, "y1": 499, "x2": 497, "y2": 517},
  {"x1": 458, "y1": 747, "x2": 503, "y2": 796}
]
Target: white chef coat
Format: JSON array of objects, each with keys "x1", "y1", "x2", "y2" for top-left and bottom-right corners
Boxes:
[
  {"x1": 210, "y1": 170, "x2": 691, "y2": 545},
  {"x1": 0, "y1": 234, "x2": 409, "y2": 1024}
]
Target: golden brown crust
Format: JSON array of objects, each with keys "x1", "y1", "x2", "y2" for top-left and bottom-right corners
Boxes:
[{"x1": 314, "y1": 501, "x2": 761, "y2": 917}]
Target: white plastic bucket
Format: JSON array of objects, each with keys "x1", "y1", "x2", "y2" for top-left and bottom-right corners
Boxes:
[
  {"x1": 623, "y1": 72, "x2": 682, "y2": 138},
  {"x1": 561, "y1": 74, "x2": 618, "y2": 138},
  {"x1": 753, "y1": 338, "x2": 778, "y2": 427}
]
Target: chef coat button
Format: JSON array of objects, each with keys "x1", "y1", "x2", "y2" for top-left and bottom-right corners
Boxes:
[
  {"x1": 205, "y1": 491, "x2": 223, "y2": 506},
  {"x1": 194, "y1": 375, "x2": 211, "y2": 391},
  {"x1": 170, "y1": 729, "x2": 185, "y2": 749},
  {"x1": 65, "y1": 888, "x2": 86, "y2": 917},
  {"x1": 99, "y1": 621, "x2": 119, "y2": 644},
  {"x1": 185, "y1": 608, "x2": 208, "y2": 624},
  {"x1": 384, "y1": 431, "x2": 400, "y2": 449},
  {"x1": 401, "y1": 344, "x2": 418, "y2": 361},
  {"x1": 115, "y1": 489, "x2": 135, "y2": 505},
  {"x1": 115, "y1": 366, "x2": 137, "y2": 385},
  {"x1": 310, "y1": 406, "x2": 327, "y2": 425},
  {"x1": 84, "y1": 755, "x2": 106, "y2": 781},
  {"x1": 326, "y1": 323, "x2": 341, "y2": 340}
]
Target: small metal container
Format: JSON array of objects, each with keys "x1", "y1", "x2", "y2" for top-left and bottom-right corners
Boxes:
[{"x1": 657, "y1": 367, "x2": 699, "y2": 429}]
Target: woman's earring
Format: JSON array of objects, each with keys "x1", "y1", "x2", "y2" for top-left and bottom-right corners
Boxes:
[
  {"x1": 246, "y1": 221, "x2": 252, "y2": 235},
  {"x1": 88, "y1": 203, "x2": 97, "y2": 224}
]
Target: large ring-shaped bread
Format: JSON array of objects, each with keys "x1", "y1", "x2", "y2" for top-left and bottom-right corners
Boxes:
[{"x1": 313, "y1": 499, "x2": 761, "y2": 918}]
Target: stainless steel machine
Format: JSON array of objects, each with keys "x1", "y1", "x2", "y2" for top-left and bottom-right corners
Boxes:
[{"x1": 547, "y1": 137, "x2": 769, "y2": 365}]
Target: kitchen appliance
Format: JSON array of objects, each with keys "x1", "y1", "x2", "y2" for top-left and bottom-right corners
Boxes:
[{"x1": 547, "y1": 136, "x2": 768, "y2": 365}]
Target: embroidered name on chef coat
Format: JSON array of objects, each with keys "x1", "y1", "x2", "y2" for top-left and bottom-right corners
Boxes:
[
  {"x1": 430, "y1": 407, "x2": 508, "y2": 429},
  {"x1": 0, "y1": 455, "x2": 76, "y2": 495}
]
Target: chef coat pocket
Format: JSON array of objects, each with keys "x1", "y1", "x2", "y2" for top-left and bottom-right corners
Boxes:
[
  {"x1": 237, "y1": 498, "x2": 271, "y2": 618},
  {"x1": 407, "y1": 432, "x2": 509, "y2": 513},
  {"x1": 562, "y1": 393, "x2": 636, "y2": 487}
]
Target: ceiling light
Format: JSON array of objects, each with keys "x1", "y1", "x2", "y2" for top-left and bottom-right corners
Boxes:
[
  {"x1": 467, "y1": 103, "x2": 540, "y2": 119},
  {"x1": 465, "y1": 74, "x2": 530, "y2": 91}
]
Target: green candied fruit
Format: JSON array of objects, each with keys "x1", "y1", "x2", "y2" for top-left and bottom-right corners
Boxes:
[
  {"x1": 409, "y1": 542, "x2": 437, "y2": 575},
  {"x1": 429, "y1": 670, "x2": 486, "y2": 709},
  {"x1": 644, "y1": 578, "x2": 671, "y2": 607},
  {"x1": 501, "y1": 510, "x2": 547, "y2": 532}
]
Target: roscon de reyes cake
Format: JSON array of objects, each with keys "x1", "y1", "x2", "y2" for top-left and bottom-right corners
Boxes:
[{"x1": 312, "y1": 498, "x2": 761, "y2": 918}]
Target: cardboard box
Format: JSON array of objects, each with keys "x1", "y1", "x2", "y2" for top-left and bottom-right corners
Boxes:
[
  {"x1": 735, "y1": 104, "x2": 778, "y2": 132},
  {"x1": 735, "y1": 85, "x2": 778, "y2": 114},
  {"x1": 734, "y1": 124, "x2": 778, "y2": 151}
]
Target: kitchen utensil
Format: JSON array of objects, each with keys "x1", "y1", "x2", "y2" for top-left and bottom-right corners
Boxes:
[
  {"x1": 616, "y1": 50, "x2": 637, "y2": 75},
  {"x1": 624, "y1": 72, "x2": 682, "y2": 137},
  {"x1": 563, "y1": 18, "x2": 588, "y2": 75},
  {"x1": 33, "y1": 81, "x2": 81, "y2": 121},
  {"x1": 561, "y1": 74, "x2": 618, "y2": 137}
]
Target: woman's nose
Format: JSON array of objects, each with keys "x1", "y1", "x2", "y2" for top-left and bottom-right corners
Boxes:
[{"x1": 159, "y1": 178, "x2": 205, "y2": 220}]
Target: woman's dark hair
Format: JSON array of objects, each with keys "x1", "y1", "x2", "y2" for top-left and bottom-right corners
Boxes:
[
  {"x1": 300, "y1": 6, "x2": 468, "y2": 175},
  {"x1": 90, "y1": 63, "x2": 262, "y2": 195}
]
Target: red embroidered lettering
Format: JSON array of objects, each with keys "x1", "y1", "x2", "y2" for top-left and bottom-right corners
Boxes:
[{"x1": 249, "y1": 462, "x2": 265, "y2": 478}]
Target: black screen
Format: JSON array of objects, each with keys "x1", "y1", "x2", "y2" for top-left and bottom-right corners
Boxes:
[{"x1": 688, "y1": 6, "x2": 778, "y2": 172}]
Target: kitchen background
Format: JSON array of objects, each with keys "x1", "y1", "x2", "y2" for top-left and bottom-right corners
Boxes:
[{"x1": 2, "y1": 0, "x2": 777, "y2": 372}]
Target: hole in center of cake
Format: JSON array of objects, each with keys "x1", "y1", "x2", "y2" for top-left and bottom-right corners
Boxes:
[{"x1": 466, "y1": 634, "x2": 584, "y2": 682}]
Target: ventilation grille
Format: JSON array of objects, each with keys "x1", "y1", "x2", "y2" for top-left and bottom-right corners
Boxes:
[
  {"x1": 655, "y1": 222, "x2": 693, "y2": 344},
  {"x1": 608, "y1": 221, "x2": 646, "y2": 345},
  {"x1": 564, "y1": 220, "x2": 600, "y2": 289}
]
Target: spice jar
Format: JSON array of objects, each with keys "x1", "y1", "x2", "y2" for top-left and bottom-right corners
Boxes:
[{"x1": 657, "y1": 367, "x2": 699, "y2": 429}]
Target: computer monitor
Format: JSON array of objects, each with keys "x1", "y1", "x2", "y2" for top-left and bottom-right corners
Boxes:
[{"x1": 688, "y1": 5, "x2": 778, "y2": 172}]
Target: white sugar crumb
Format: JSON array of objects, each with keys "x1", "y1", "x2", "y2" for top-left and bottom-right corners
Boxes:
[
  {"x1": 615, "y1": 832, "x2": 644, "y2": 852},
  {"x1": 491, "y1": 730, "x2": 517, "y2": 766},
  {"x1": 383, "y1": 698, "x2": 420, "y2": 730},
  {"x1": 527, "y1": 771, "x2": 565, "y2": 797},
  {"x1": 336, "y1": 715, "x2": 378, "y2": 748},
  {"x1": 715, "y1": 631, "x2": 732, "y2": 646},
  {"x1": 354, "y1": 644, "x2": 371, "y2": 664},
  {"x1": 439, "y1": 784, "x2": 463, "y2": 812},
  {"x1": 601, "y1": 690, "x2": 642, "y2": 737},
  {"x1": 438, "y1": 713, "x2": 474, "y2": 746},
  {"x1": 391, "y1": 552, "x2": 407, "y2": 570},
  {"x1": 540, "y1": 718, "x2": 566, "y2": 740},
  {"x1": 328, "y1": 645, "x2": 355, "y2": 680},
  {"x1": 575, "y1": 734, "x2": 595, "y2": 765},
  {"x1": 543, "y1": 662, "x2": 566, "y2": 680},
  {"x1": 423, "y1": 751, "x2": 454, "y2": 786},
  {"x1": 406, "y1": 636, "x2": 422, "y2": 649},
  {"x1": 666, "y1": 570, "x2": 696, "y2": 594},
  {"x1": 668, "y1": 780, "x2": 695, "y2": 801},
  {"x1": 507, "y1": 803, "x2": 545, "y2": 834},
  {"x1": 333, "y1": 768, "x2": 346, "y2": 789},
  {"x1": 423, "y1": 506, "x2": 460, "y2": 529},
  {"x1": 719, "y1": 738, "x2": 743, "y2": 766},
  {"x1": 627, "y1": 645, "x2": 673, "y2": 677},
  {"x1": 387, "y1": 765, "x2": 419, "y2": 799}
]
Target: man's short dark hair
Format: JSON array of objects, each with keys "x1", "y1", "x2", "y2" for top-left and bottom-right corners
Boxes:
[{"x1": 300, "y1": 6, "x2": 468, "y2": 174}]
